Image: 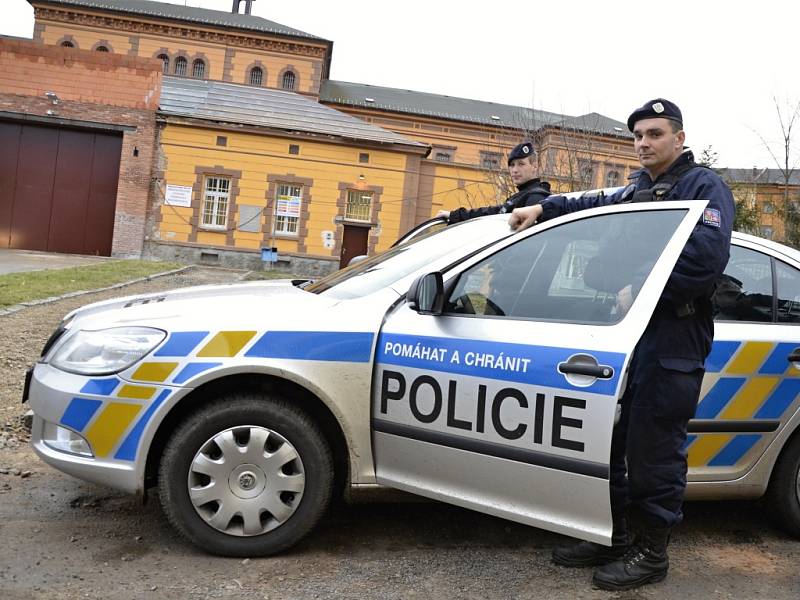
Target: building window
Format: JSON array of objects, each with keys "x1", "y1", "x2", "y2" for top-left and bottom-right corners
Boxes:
[
  {"x1": 274, "y1": 184, "x2": 302, "y2": 235},
  {"x1": 281, "y1": 71, "x2": 296, "y2": 90},
  {"x1": 61, "y1": 41, "x2": 74, "y2": 48},
  {"x1": 761, "y1": 226, "x2": 774, "y2": 239},
  {"x1": 192, "y1": 59, "x2": 205, "y2": 79},
  {"x1": 435, "y1": 152, "x2": 452, "y2": 162},
  {"x1": 96, "y1": 45, "x2": 109, "y2": 52},
  {"x1": 216, "y1": 136, "x2": 227, "y2": 147},
  {"x1": 359, "y1": 153, "x2": 369, "y2": 164},
  {"x1": 580, "y1": 164, "x2": 595, "y2": 187},
  {"x1": 249, "y1": 67, "x2": 263, "y2": 86},
  {"x1": 345, "y1": 190, "x2": 373, "y2": 222},
  {"x1": 480, "y1": 151, "x2": 502, "y2": 170},
  {"x1": 201, "y1": 176, "x2": 230, "y2": 229},
  {"x1": 605, "y1": 170, "x2": 620, "y2": 187},
  {"x1": 763, "y1": 201, "x2": 775, "y2": 214},
  {"x1": 288, "y1": 144, "x2": 300, "y2": 155},
  {"x1": 174, "y1": 56, "x2": 187, "y2": 77},
  {"x1": 158, "y1": 54, "x2": 170, "y2": 73}
]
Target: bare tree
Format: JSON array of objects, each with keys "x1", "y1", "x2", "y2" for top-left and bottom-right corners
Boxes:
[{"x1": 752, "y1": 96, "x2": 800, "y2": 246}]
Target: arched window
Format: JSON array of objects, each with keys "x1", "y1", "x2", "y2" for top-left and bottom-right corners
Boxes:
[
  {"x1": 174, "y1": 56, "x2": 187, "y2": 77},
  {"x1": 605, "y1": 170, "x2": 620, "y2": 188},
  {"x1": 158, "y1": 54, "x2": 170, "y2": 74},
  {"x1": 249, "y1": 66, "x2": 263, "y2": 86},
  {"x1": 281, "y1": 70, "x2": 296, "y2": 90},
  {"x1": 192, "y1": 59, "x2": 205, "y2": 79},
  {"x1": 60, "y1": 41, "x2": 74, "y2": 48},
  {"x1": 96, "y1": 45, "x2": 109, "y2": 52}
]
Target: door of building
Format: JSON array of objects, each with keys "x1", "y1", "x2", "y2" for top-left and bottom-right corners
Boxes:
[
  {"x1": 0, "y1": 122, "x2": 122, "y2": 255},
  {"x1": 339, "y1": 224, "x2": 370, "y2": 268}
]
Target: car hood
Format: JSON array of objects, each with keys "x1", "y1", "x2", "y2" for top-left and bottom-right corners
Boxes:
[{"x1": 62, "y1": 280, "x2": 335, "y2": 331}]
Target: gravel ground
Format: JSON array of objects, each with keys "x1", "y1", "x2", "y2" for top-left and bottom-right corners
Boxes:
[{"x1": 1, "y1": 267, "x2": 799, "y2": 599}]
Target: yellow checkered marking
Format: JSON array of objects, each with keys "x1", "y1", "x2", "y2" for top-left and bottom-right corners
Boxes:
[
  {"x1": 196, "y1": 331, "x2": 256, "y2": 357},
  {"x1": 85, "y1": 402, "x2": 142, "y2": 458},
  {"x1": 688, "y1": 434, "x2": 733, "y2": 468},
  {"x1": 720, "y1": 376, "x2": 779, "y2": 419},
  {"x1": 725, "y1": 341, "x2": 774, "y2": 375},
  {"x1": 131, "y1": 362, "x2": 178, "y2": 383},
  {"x1": 117, "y1": 384, "x2": 157, "y2": 400}
]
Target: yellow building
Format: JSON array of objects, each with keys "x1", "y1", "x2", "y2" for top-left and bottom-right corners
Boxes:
[{"x1": 25, "y1": 0, "x2": 641, "y2": 272}]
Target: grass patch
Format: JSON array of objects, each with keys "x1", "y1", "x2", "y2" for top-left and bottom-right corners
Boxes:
[
  {"x1": 243, "y1": 270, "x2": 305, "y2": 281},
  {"x1": 0, "y1": 260, "x2": 183, "y2": 309}
]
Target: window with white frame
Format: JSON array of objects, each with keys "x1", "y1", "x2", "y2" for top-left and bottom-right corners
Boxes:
[
  {"x1": 201, "y1": 176, "x2": 230, "y2": 229},
  {"x1": 274, "y1": 183, "x2": 302, "y2": 235},
  {"x1": 346, "y1": 190, "x2": 373, "y2": 222}
]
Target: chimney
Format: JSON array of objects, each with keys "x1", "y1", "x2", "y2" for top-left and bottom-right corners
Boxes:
[{"x1": 231, "y1": 0, "x2": 255, "y2": 15}]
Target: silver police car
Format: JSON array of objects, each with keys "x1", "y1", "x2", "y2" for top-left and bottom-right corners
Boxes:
[{"x1": 24, "y1": 200, "x2": 800, "y2": 556}]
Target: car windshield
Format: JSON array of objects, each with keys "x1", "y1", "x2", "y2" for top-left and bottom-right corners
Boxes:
[{"x1": 306, "y1": 216, "x2": 513, "y2": 299}]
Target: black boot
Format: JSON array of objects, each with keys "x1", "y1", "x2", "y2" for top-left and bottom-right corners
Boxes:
[
  {"x1": 592, "y1": 526, "x2": 670, "y2": 591},
  {"x1": 551, "y1": 518, "x2": 629, "y2": 567}
]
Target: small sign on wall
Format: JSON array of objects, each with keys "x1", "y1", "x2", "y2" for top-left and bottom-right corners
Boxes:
[
  {"x1": 321, "y1": 230, "x2": 335, "y2": 249},
  {"x1": 164, "y1": 184, "x2": 193, "y2": 207}
]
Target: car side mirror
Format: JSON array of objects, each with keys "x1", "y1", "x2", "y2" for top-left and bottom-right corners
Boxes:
[{"x1": 407, "y1": 272, "x2": 445, "y2": 315}]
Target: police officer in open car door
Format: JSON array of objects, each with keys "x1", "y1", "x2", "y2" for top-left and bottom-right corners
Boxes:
[{"x1": 509, "y1": 98, "x2": 735, "y2": 591}]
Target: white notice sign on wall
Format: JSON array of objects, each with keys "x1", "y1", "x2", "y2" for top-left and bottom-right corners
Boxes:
[{"x1": 164, "y1": 184, "x2": 193, "y2": 207}]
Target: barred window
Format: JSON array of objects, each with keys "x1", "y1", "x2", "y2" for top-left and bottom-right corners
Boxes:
[
  {"x1": 192, "y1": 59, "x2": 205, "y2": 79},
  {"x1": 96, "y1": 45, "x2": 109, "y2": 52},
  {"x1": 345, "y1": 190, "x2": 373, "y2": 222},
  {"x1": 174, "y1": 56, "x2": 187, "y2": 77},
  {"x1": 606, "y1": 170, "x2": 620, "y2": 187},
  {"x1": 274, "y1": 184, "x2": 302, "y2": 235},
  {"x1": 763, "y1": 201, "x2": 775, "y2": 214},
  {"x1": 282, "y1": 71, "x2": 296, "y2": 90},
  {"x1": 201, "y1": 176, "x2": 230, "y2": 229},
  {"x1": 480, "y1": 151, "x2": 501, "y2": 170},
  {"x1": 249, "y1": 67, "x2": 263, "y2": 86},
  {"x1": 158, "y1": 54, "x2": 170, "y2": 73},
  {"x1": 61, "y1": 41, "x2": 74, "y2": 48}
]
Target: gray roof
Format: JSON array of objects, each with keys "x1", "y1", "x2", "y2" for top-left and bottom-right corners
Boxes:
[
  {"x1": 32, "y1": 0, "x2": 326, "y2": 41},
  {"x1": 320, "y1": 80, "x2": 567, "y2": 129},
  {"x1": 550, "y1": 112, "x2": 632, "y2": 139},
  {"x1": 159, "y1": 77, "x2": 427, "y2": 149},
  {"x1": 720, "y1": 167, "x2": 800, "y2": 186}
]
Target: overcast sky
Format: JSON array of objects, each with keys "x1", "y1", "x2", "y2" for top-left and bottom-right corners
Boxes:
[{"x1": 4, "y1": 0, "x2": 800, "y2": 170}]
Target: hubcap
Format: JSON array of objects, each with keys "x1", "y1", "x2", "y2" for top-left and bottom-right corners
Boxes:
[{"x1": 188, "y1": 425, "x2": 305, "y2": 537}]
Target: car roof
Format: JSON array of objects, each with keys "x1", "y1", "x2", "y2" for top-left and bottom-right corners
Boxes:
[{"x1": 732, "y1": 231, "x2": 800, "y2": 264}]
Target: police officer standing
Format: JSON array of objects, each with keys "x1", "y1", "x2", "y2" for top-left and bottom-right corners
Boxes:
[
  {"x1": 508, "y1": 99, "x2": 734, "y2": 591},
  {"x1": 437, "y1": 141, "x2": 550, "y2": 223}
]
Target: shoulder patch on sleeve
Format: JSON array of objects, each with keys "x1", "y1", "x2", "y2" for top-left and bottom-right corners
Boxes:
[{"x1": 703, "y1": 208, "x2": 721, "y2": 228}]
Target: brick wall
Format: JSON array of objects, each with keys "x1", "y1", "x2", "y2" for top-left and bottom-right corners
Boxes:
[
  {"x1": 0, "y1": 38, "x2": 161, "y2": 110},
  {"x1": 0, "y1": 38, "x2": 161, "y2": 257}
]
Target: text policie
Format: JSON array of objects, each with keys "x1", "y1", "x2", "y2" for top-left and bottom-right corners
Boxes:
[{"x1": 379, "y1": 370, "x2": 586, "y2": 452}]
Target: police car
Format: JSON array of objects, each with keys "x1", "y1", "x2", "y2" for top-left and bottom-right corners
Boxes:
[{"x1": 24, "y1": 200, "x2": 800, "y2": 557}]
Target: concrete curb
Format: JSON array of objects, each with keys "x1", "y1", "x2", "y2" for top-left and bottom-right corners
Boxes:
[{"x1": 0, "y1": 265, "x2": 194, "y2": 317}]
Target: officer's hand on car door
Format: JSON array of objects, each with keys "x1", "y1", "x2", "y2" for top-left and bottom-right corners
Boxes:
[{"x1": 509, "y1": 204, "x2": 543, "y2": 231}]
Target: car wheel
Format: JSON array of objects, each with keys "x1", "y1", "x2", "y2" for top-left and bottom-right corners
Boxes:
[
  {"x1": 158, "y1": 394, "x2": 333, "y2": 556},
  {"x1": 766, "y1": 432, "x2": 800, "y2": 538}
]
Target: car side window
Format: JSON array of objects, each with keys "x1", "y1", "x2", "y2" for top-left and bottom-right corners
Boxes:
[
  {"x1": 776, "y1": 260, "x2": 800, "y2": 323},
  {"x1": 444, "y1": 210, "x2": 686, "y2": 324},
  {"x1": 713, "y1": 245, "x2": 773, "y2": 322}
]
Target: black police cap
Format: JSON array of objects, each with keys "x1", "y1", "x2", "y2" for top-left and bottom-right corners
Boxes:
[
  {"x1": 507, "y1": 141, "x2": 535, "y2": 165},
  {"x1": 627, "y1": 98, "x2": 683, "y2": 132}
]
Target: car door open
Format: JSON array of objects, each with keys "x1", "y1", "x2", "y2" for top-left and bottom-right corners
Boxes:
[{"x1": 371, "y1": 201, "x2": 708, "y2": 545}]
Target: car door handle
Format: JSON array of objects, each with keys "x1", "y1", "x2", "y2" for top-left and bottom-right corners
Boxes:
[
  {"x1": 787, "y1": 348, "x2": 800, "y2": 362},
  {"x1": 558, "y1": 361, "x2": 614, "y2": 379}
]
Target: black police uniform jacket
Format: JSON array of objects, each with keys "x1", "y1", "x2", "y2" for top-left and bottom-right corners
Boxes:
[
  {"x1": 538, "y1": 151, "x2": 734, "y2": 418},
  {"x1": 447, "y1": 178, "x2": 551, "y2": 224}
]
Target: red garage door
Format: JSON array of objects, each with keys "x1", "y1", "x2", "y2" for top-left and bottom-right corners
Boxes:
[{"x1": 0, "y1": 122, "x2": 122, "y2": 256}]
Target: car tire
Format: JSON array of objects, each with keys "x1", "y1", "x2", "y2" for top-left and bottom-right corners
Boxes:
[
  {"x1": 766, "y1": 432, "x2": 800, "y2": 538},
  {"x1": 158, "y1": 393, "x2": 333, "y2": 556}
]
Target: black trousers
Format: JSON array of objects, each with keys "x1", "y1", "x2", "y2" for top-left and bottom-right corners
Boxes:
[{"x1": 608, "y1": 349, "x2": 705, "y2": 528}]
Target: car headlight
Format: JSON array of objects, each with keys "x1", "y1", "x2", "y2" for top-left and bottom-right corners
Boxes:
[{"x1": 49, "y1": 327, "x2": 166, "y2": 375}]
